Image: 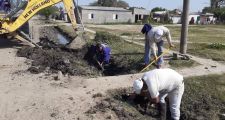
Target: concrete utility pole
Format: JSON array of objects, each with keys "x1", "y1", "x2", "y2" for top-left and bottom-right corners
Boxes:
[{"x1": 180, "y1": 0, "x2": 190, "y2": 54}]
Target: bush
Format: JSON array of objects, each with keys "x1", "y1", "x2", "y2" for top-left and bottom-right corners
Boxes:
[
  {"x1": 94, "y1": 31, "x2": 121, "y2": 45},
  {"x1": 121, "y1": 32, "x2": 132, "y2": 36},
  {"x1": 38, "y1": 6, "x2": 59, "y2": 19},
  {"x1": 208, "y1": 43, "x2": 225, "y2": 50}
]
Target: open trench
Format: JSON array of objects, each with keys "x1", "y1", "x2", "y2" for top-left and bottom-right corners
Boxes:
[{"x1": 17, "y1": 26, "x2": 143, "y2": 77}]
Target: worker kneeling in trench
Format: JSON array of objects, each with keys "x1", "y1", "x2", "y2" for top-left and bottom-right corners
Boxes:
[
  {"x1": 131, "y1": 68, "x2": 184, "y2": 120},
  {"x1": 87, "y1": 43, "x2": 111, "y2": 70}
]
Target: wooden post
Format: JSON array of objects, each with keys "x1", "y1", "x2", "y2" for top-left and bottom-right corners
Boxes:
[{"x1": 180, "y1": 0, "x2": 190, "y2": 54}]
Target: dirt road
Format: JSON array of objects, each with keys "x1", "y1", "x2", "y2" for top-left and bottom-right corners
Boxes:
[{"x1": 0, "y1": 38, "x2": 143, "y2": 120}]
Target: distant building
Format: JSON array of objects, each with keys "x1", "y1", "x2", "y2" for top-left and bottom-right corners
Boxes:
[
  {"x1": 131, "y1": 8, "x2": 150, "y2": 23},
  {"x1": 170, "y1": 12, "x2": 215, "y2": 25},
  {"x1": 188, "y1": 12, "x2": 201, "y2": 24},
  {"x1": 170, "y1": 14, "x2": 181, "y2": 24},
  {"x1": 169, "y1": 9, "x2": 182, "y2": 24},
  {"x1": 200, "y1": 13, "x2": 215, "y2": 25},
  {"x1": 152, "y1": 11, "x2": 167, "y2": 22},
  {"x1": 78, "y1": 6, "x2": 150, "y2": 24},
  {"x1": 79, "y1": 6, "x2": 135, "y2": 24}
]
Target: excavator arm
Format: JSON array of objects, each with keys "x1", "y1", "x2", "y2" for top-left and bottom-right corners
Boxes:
[
  {"x1": 0, "y1": 0, "x2": 77, "y2": 34},
  {"x1": 0, "y1": 0, "x2": 77, "y2": 36}
]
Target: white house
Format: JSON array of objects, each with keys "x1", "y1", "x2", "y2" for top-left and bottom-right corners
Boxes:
[
  {"x1": 170, "y1": 15, "x2": 181, "y2": 24},
  {"x1": 188, "y1": 12, "x2": 201, "y2": 24},
  {"x1": 200, "y1": 13, "x2": 214, "y2": 24},
  {"x1": 152, "y1": 11, "x2": 167, "y2": 22}
]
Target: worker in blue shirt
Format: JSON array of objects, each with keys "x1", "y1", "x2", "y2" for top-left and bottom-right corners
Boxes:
[
  {"x1": 0, "y1": 0, "x2": 2, "y2": 10},
  {"x1": 95, "y1": 43, "x2": 111, "y2": 70}
]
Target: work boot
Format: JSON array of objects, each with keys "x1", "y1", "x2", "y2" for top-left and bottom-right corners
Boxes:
[{"x1": 160, "y1": 103, "x2": 167, "y2": 120}]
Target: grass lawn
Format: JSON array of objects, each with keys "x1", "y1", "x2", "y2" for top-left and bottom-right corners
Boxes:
[
  {"x1": 89, "y1": 24, "x2": 225, "y2": 44},
  {"x1": 167, "y1": 25, "x2": 225, "y2": 43},
  {"x1": 187, "y1": 43, "x2": 225, "y2": 61},
  {"x1": 168, "y1": 59, "x2": 199, "y2": 69},
  {"x1": 168, "y1": 42, "x2": 225, "y2": 61},
  {"x1": 181, "y1": 74, "x2": 225, "y2": 119}
]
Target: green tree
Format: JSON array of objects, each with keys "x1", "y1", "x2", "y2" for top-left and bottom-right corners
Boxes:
[
  {"x1": 211, "y1": 0, "x2": 225, "y2": 8},
  {"x1": 90, "y1": 0, "x2": 129, "y2": 7},
  {"x1": 202, "y1": 7, "x2": 214, "y2": 13},
  {"x1": 117, "y1": 0, "x2": 129, "y2": 8},
  {"x1": 39, "y1": 6, "x2": 59, "y2": 19},
  {"x1": 213, "y1": 7, "x2": 225, "y2": 23},
  {"x1": 151, "y1": 7, "x2": 166, "y2": 13}
]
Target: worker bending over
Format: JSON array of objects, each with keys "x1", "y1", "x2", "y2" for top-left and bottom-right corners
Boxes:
[
  {"x1": 94, "y1": 43, "x2": 111, "y2": 70},
  {"x1": 141, "y1": 24, "x2": 174, "y2": 68},
  {"x1": 133, "y1": 68, "x2": 184, "y2": 120}
]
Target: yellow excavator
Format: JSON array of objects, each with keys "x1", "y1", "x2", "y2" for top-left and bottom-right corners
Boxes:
[{"x1": 0, "y1": 0, "x2": 81, "y2": 47}]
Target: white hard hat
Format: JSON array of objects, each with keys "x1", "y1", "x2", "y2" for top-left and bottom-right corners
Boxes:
[
  {"x1": 155, "y1": 29, "x2": 163, "y2": 40},
  {"x1": 133, "y1": 78, "x2": 143, "y2": 94}
]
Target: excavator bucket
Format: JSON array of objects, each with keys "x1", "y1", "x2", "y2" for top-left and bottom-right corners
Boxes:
[
  {"x1": 61, "y1": 0, "x2": 86, "y2": 49},
  {"x1": 0, "y1": 0, "x2": 85, "y2": 48}
]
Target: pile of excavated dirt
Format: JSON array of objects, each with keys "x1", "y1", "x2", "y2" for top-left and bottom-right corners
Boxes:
[
  {"x1": 40, "y1": 26, "x2": 62, "y2": 44},
  {"x1": 86, "y1": 86, "x2": 225, "y2": 120},
  {"x1": 86, "y1": 88, "x2": 160, "y2": 120},
  {"x1": 17, "y1": 41, "x2": 100, "y2": 76},
  {"x1": 16, "y1": 39, "x2": 142, "y2": 76}
]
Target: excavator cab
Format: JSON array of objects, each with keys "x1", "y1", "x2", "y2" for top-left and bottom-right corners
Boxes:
[
  {"x1": 0, "y1": 0, "x2": 83, "y2": 47},
  {"x1": 0, "y1": 0, "x2": 25, "y2": 17}
]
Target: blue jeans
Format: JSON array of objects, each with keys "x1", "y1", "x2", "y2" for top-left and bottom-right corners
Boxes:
[{"x1": 144, "y1": 40, "x2": 164, "y2": 65}]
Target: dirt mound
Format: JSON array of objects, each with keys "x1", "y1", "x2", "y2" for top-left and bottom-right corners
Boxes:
[
  {"x1": 17, "y1": 42, "x2": 100, "y2": 76},
  {"x1": 86, "y1": 87, "x2": 225, "y2": 120},
  {"x1": 17, "y1": 42, "x2": 143, "y2": 76},
  {"x1": 40, "y1": 26, "x2": 65, "y2": 44},
  {"x1": 86, "y1": 88, "x2": 160, "y2": 120}
]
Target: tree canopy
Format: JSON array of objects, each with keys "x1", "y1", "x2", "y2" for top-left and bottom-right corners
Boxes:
[
  {"x1": 38, "y1": 6, "x2": 59, "y2": 19},
  {"x1": 202, "y1": 0, "x2": 225, "y2": 23},
  {"x1": 90, "y1": 0, "x2": 129, "y2": 8},
  {"x1": 211, "y1": 0, "x2": 225, "y2": 8},
  {"x1": 151, "y1": 7, "x2": 167, "y2": 13}
]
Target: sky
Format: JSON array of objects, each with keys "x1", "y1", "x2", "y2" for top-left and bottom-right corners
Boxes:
[{"x1": 75, "y1": 0, "x2": 210, "y2": 12}]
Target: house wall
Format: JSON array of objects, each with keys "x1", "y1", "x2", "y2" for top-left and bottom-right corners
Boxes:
[
  {"x1": 200, "y1": 16, "x2": 214, "y2": 24},
  {"x1": 81, "y1": 9, "x2": 135, "y2": 24},
  {"x1": 188, "y1": 15, "x2": 200, "y2": 23},
  {"x1": 171, "y1": 16, "x2": 181, "y2": 24}
]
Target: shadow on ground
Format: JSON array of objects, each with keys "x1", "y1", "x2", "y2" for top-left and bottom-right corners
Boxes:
[{"x1": 0, "y1": 37, "x2": 24, "y2": 48}]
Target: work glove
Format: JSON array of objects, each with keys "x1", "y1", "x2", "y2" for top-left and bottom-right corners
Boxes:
[{"x1": 153, "y1": 55, "x2": 158, "y2": 62}]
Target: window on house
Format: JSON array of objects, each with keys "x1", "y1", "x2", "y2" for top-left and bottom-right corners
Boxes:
[
  {"x1": 113, "y1": 14, "x2": 118, "y2": 20},
  {"x1": 88, "y1": 13, "x2": 94, "y2": 19}
]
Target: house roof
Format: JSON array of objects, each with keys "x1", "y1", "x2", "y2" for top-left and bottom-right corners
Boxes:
[
  {"x1": 79, "y1": 6, "x2": 130, "y2": 12},
  {"x1": 201, "y1": 13, "x2": 214, "y2": 16},
  {"x1": 189, "y1": 12, "x2": 201, "y2": 15},
  {"x1": 153, "y1": 11, "x2": 167, "y2": 15},
  {"x1": 131, "y1": 8, "x2": 150, "y2": 15}
]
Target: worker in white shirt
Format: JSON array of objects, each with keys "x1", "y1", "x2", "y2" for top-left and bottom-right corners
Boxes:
[
  {"x1": 141, "y1": 24, "x2": 174, "y2": 68},
  {"x1": 133, "y1": 68, "x2": 184, "y2": 120}
]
